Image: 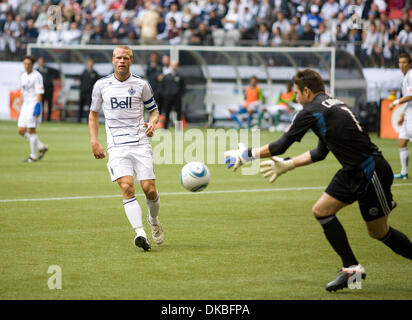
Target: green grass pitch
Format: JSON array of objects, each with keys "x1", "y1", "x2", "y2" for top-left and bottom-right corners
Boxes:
[{"x1": 0, "y1": 120, "x2": 411, "y2": 300}]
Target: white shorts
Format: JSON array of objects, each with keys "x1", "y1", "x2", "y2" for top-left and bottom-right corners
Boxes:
[
  {"x1": 17, "y1": 103, "x2": 41, "y2": 128},
  {"x1": 264, "y1": 104, "x2": 290, "y2": 116},
  {"x1": 107, "y1": 144, "x2": 156, "y2": 182},
  {"x1": 399, "y1": 109, "x2": 412, "y2": 141},
  {"x1": 399, "y1": 118, "x2": 412, "y2": 141}
]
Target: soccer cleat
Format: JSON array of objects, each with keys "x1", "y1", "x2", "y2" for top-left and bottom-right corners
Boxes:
[
  {"x1": 394, "y1": 173, "x2": 408, "y2": 180},
  {"x1": 38, "y1": 145, "x2": 48, "y2": 160},
  {"x1": 22, "y1": 156, "x2": 37, "y2": 163},
  {"x1": 147, "y1": 215, "x2": 164, "y2": 245},
  {"x1": 326, "y1": 264, "x2": 366, "y2": 292},
  {"x1": 134, "y1": 235, "x2": 151, "y2": 251}
]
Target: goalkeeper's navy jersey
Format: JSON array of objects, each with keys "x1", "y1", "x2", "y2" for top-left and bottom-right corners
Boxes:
[{"x1": 284, "y1": 93, "x2": 380, "y2": 171}]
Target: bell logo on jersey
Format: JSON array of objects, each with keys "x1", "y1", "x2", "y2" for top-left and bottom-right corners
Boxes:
[{"x1": 110, "y1": 97, "x2": 132, "y2": 109}]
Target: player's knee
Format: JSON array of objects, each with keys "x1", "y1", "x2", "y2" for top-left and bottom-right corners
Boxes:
[
  {"x1": 120, "y1": 182, "x2": 135, "y2": 198},
  {"x1": 312, "y1": 203, "x2": 331, "y2": 218},
  {"x1": 143, "y1": 185, "x2": 157, "y2": 200},
  {"x1": 18, "y1": 128, "x2": 26, "y2": 136},
  {"x1": 368, "y1": 226, "x2": 389, "y2": 240}
]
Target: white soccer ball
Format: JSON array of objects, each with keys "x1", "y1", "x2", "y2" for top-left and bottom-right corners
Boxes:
[{"x1": 180, "y1": 161, "x2": 210, "y2": 192}]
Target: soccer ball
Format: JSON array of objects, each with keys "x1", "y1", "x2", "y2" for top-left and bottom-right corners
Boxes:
[{"x1": 180, "y1": 161, "x2": 210, "y2": 192}]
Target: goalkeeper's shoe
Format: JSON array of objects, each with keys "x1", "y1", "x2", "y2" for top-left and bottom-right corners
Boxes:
[
  {"x1": 38, "y1": 145, "x2": 48, "y2": 160},
  {"x1": 134, "y1": 231, "x2": 151, "y2": 251},
  {"x1": 22, "y1": 156, "x2": 38, "y2": 163},
  {"x1": 147, "y1": 214, "x2": 164, "y2": 245},
  {"x1": 326, "y1": 264, "x2": 366, "y2": 292}
]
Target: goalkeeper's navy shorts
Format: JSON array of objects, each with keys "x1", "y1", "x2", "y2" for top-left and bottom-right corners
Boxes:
[{"x1": 325, "y1": 155, "x2": 395, "y2": 222}]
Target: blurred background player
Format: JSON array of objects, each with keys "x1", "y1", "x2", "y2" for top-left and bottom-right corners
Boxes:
[
  {"x1": 228, "y1": 75, "x2": 263, "y2": 130},
  {"x1": 79, "y1": 58, "x2": 100, "y2": 123},
  {"x1": 225, "y1": 69, "x2": 412, "y2": 292},
  {"x1": 18, "y1": 55, "x2": 48, "y2": 162},
  {"x1": 161, "y1": 60, "x2": 185, "y2": 130},
  {"x1": 389, "y1": 52, "x2": 412, "y2": 180},
  {"x1": 259, "y1": 81, "x2": 298, "y2": 131},
  {"x1": 155, "y1": 54, "x2": 172, "y2": 128},
  {"x1": 36, "y1": 57, "x2": 60, "y2": 122},
  {"x1": 88, "y1": 46, "x2": 163, "y2": 252},
  {"x1": 145, "y1": 52, "x2": 162, "y2": 114}
]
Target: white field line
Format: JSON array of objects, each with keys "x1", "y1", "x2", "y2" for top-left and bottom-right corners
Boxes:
[{"x1": 1, "y1": 183, "x2": 412, "y2": 203}]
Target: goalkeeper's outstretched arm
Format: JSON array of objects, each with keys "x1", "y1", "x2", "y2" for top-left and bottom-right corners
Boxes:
[
  {"x1": 224, "y1": 129, "x2": 328, "y2": 176},
  {"x1": 259, "y1": 139, "x2": 329, "y2": 183},
  {"x1": 251, "y1": 136, "x2": 329, "y2": 167}
]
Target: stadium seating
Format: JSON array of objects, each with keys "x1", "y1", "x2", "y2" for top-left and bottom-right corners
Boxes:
[{"x1": 1, "y1": 0, "x2": 411, "y2": 67}]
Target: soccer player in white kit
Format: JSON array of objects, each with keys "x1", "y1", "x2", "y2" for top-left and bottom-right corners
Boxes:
[
  {"x1": 18, "y1": 56, "x2": 48, "y2": 162},
  {"x1": 389, "y1": 52, "x2": 412, "y2": 179},
  {"x1": 88, "y1": 46, "x2": 163, "y2": 251}
]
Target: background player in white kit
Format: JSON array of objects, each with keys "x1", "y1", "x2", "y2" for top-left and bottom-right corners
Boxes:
[
  {"x1": 18, "y1": 55, "x2": 48, "y2": 162},
  {"x1": 389, "y1": 52, "x2": 412, "y2": 180},
  {"x1": 88, "y1": 46, "x2": 163, "y2": 252}
]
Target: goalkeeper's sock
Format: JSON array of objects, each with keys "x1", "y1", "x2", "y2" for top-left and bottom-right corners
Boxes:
[
  {"x1": 400, "y1": 147, "x2": 409, "y2": 176},
  {"x1": 317, "y1": 215, "x2": 359, "y2": 268},
  {"x1": 146, "y1": 192, "x2": 160, "y2": 225},
  {"x1": 123, "y1": 197, "x2": 143, "y2": 231},
  {"x1": 27, "y1": 133, "x2": 39, "y2": 160},
  {"x1": 379, "y1": 227, "x2": 412, "y2": 259},
  {"x1": 232, "y1": 114, "x2": 242, "y2": 128}
]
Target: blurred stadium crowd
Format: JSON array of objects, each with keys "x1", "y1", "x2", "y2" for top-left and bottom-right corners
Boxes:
[{"x1": 0, "y1": 0, "x2": 411, "y2": 67}]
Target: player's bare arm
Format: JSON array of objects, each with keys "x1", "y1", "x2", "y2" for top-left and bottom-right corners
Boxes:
[
  {"x1": 88, "y1": 110, "x2": 106, "y2": 159},
  {"x1": 389, "y1": 95, "x2": 412, "y2": 110},
  {"x1": 145, "y1": 108, "x2": 159, "y2": 137}
]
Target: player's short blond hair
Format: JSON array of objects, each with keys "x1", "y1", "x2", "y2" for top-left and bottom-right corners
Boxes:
[{"x1": 113, "y1": 46, "x2": 133, "y2": 60}]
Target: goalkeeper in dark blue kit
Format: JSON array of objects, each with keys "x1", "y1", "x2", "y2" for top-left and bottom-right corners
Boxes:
[{"x1": 224, "y1": 69, "x2": 412, "y2": 292}]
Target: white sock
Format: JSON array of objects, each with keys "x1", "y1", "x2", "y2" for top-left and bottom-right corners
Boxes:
[
  {"x1": 146, "y1": 193, "x2": 160, "y2": 224},
  {"x1": 28, "y1": 133, "x2": 38, "y2": 159},
  {"x1": 123, "y1": 197, "x2": 144, "y2": 233},
  {"x1": 37, "y1": 138, "x2": 45, "y2": 150},
  {"x1": 400, "y1": 147, "x2": 409, "y2": 175},
  {"x1": 25, "y1": 132, "x2": 45, "y2": 150}
]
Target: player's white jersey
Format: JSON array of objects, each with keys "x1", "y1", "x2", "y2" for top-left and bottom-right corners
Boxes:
[
  {"x1": 90, "y1": 73, "x2": 158, "y2": 150},
  {"x1": 21, "y1": 70, "x2": 44, "y2": 104},
  {"x1": 402, "y1": 68, "x2": 412, "y2": 116}
]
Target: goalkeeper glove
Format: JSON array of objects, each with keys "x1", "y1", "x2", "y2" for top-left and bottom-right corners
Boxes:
[
  {"x1": 260, "y1": 156, "x2": 295, "y2": 183},
  {"x1": 224, "y1": 142, "x2": 255, "y2": 171},
  {"x1": 33, "y1": 102, "x2": 41, "y2": 116}
]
